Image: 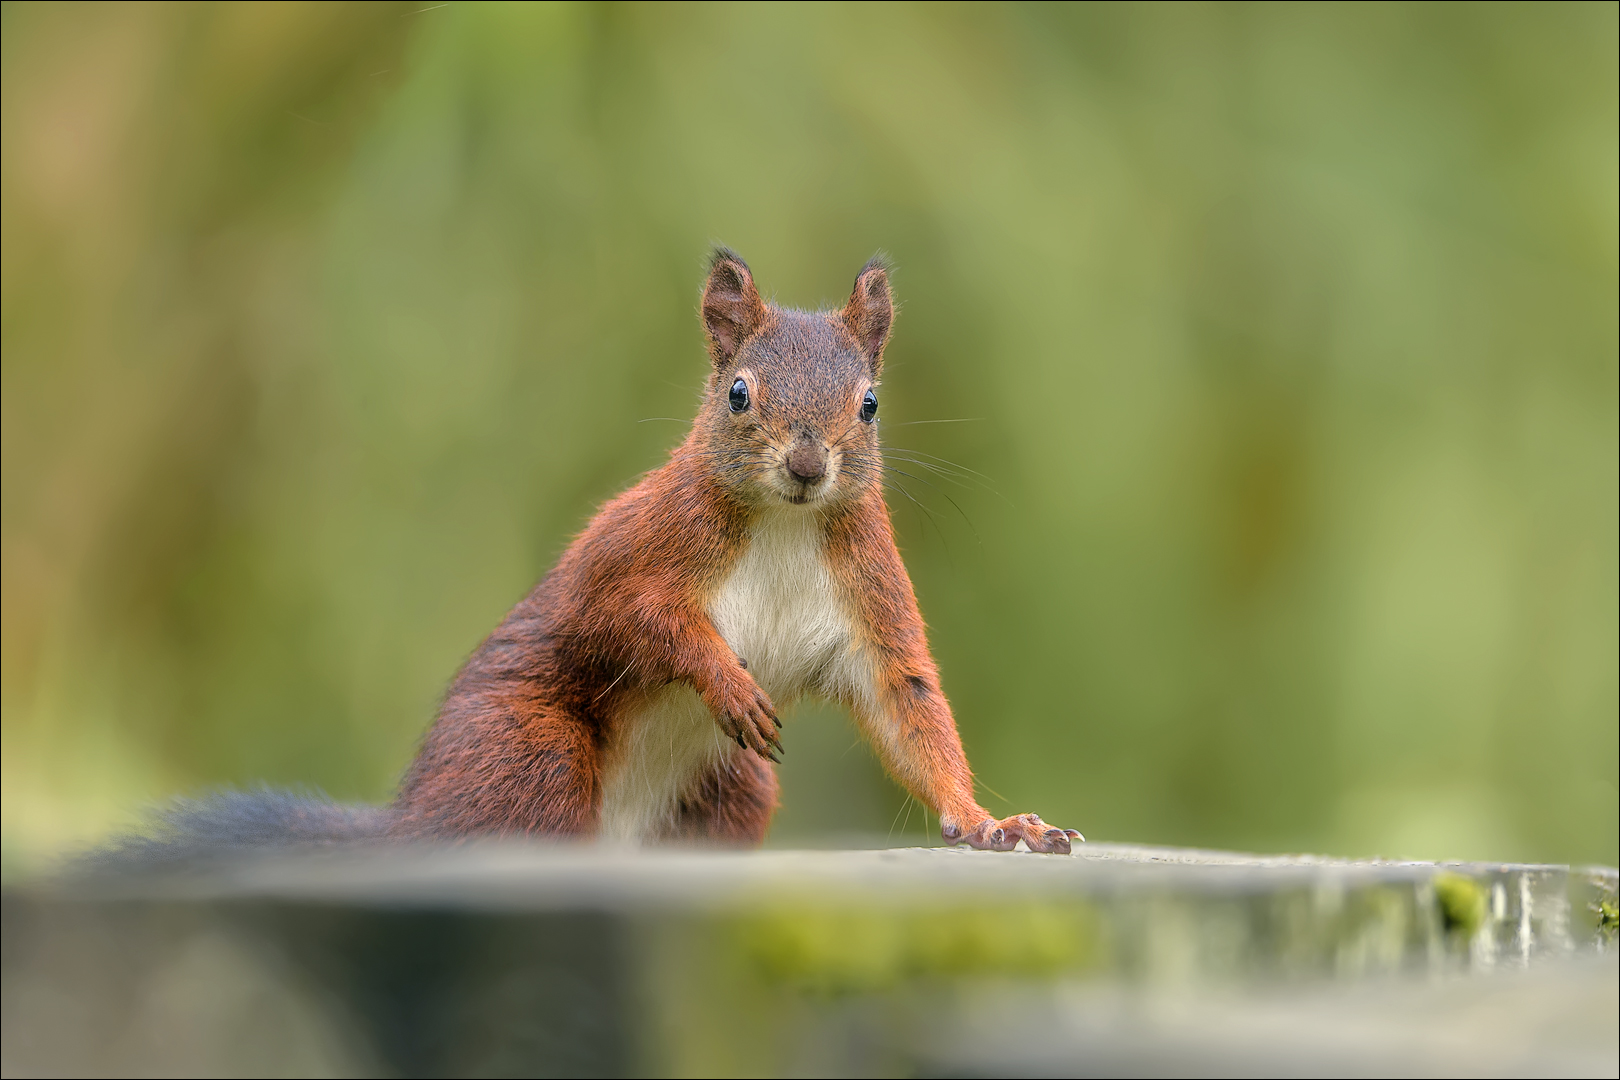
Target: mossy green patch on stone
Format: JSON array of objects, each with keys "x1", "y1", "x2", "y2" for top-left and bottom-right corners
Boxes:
[
  {"x1": 1433, "y1": 873, "x2": 1488, "y2": 937},
  {"x1": 737, "y1": 901, "x2": 1100, "y2": 996},
  {"x1": 1593, "y1": 898, "x2": 1618, "y2": 942}
]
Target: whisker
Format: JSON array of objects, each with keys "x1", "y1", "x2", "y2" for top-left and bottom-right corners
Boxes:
[
  {"x1": 831, "y1": 416, "x2": 864, "y2": 445},
  {"x1": 882, "y1": 456, "x2": 1012, "y2": 509},
  {"x1": 685, "y1": 451, "x2": 776, "y2": 464},
  {"x1": 883, "y1": 446, "x2": 999, "y2": 485},
  {"x1": 592, "y1": 662, "x2": 635, "y2": 702},
  {"x1": 881, "y1": 454, "x2": 979, "y2": 489},
  {"x1": 881, "y1": 478, "x2": 954, "y2": 560},
  {"x1": 881, "y1": 466, "x2": 981, "y2": 545},
  {"x1": 887, "y1": 418, "x2": 982, "y2": 426},
  {"x1": 883, "y1": 448, "x2": 1013, "y2": 507},
  {"x1": 888, "y1": 796, "x2": 909, "y2": 841},
  {"x1": 975, "y1": 777, "x2": 1012, "y2": 809}
]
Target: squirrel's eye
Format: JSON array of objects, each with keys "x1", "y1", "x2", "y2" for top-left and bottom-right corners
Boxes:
[
  {"x1": 729, "y1": 378, "x2": 749, "y2": 413},
  {"x1": 860, "y1": 389, "x2": 878, "y2": 423}
]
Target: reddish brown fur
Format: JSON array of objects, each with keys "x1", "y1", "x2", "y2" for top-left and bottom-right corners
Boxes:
[
  {"x1": 669, "y1": 753, "x2": 780, "y2": 845},
  {"x1": 392, "y1": 250, "x2": 1079, "y2": 853}
]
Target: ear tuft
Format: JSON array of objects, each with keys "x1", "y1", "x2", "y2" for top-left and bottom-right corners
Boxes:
[
  {"x1": 702, "y1": 248, "x2": 767, "y2": 365},
  {"x1": 842, "y1": 255, "x2": 893, "y2": 368}
]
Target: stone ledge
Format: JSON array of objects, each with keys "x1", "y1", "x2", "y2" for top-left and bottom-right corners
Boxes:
[{"x1": 5, "y1": 843, "x2": 1615, "y2": 1077}]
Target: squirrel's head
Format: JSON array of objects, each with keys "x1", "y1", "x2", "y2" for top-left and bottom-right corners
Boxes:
[{"x1": 695, "y1": 248, "x2": 892, "y2": 510}]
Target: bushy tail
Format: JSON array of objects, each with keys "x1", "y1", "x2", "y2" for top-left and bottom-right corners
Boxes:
[{"x1": 87, "y1": 786, "x2": 393, "y2": 871}]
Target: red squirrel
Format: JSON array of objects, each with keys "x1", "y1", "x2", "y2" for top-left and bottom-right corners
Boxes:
[
  {"x1": 109, "y1": 251, "x2": 1080, "y2": 861},
  {"x1": 388, "y1": 251, "x2": 1080, "y2": 853}
]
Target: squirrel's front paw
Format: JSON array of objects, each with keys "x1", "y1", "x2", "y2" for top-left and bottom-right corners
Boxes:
[
  {"x1": 946, "y1": 813, "x2": 1082, "y2": 855},
  {"x1": 705, "y1": 672, "x2": 781, "y2": 763}
]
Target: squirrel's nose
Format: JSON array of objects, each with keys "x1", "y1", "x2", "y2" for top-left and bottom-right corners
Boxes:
[{"x1": 787, "y1": 443, "x2": 827, "y2": 483}]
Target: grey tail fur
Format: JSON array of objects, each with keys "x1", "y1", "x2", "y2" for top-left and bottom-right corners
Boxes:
[{"x1": 85, "y1": 786, "x2": 393, "y2": 872}]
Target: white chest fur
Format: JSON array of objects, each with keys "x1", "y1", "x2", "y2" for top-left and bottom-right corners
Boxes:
[
  {"x1": 596, "y1": 509, "x2": 861, "y2": 843},
  {"x1": 708, "y1": 509, "x2": 852, "y2": 702}
]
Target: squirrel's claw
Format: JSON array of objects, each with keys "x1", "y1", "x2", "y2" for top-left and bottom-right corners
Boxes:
[
  {"x1": 707, "y1": 667, "x2": 781, "y2": 766},
  {"x1": 950, "y1": 813, "x2": 1081, "y2": 855}
]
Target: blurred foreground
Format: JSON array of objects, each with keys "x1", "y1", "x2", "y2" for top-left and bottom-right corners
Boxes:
[{"x1": 5, "y1": 842, "x2": 1616, "y2": 1077}]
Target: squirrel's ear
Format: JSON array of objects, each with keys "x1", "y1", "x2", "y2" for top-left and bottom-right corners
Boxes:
[
  {"x1": 702, "y1": 249, "x2": 766, "y2": 365},
  {"x1": 842, "y1": 256, "x2": 893, "y2": 368}
]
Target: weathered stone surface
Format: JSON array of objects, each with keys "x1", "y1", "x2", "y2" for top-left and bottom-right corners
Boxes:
[{"x1": 4, "y1": 843, "x2": 1615, "y2": 1077}]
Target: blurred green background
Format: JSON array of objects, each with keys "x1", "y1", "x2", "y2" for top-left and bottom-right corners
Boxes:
[{"x1": 2, "y1": 1, "x2": 1614, "y2": 867}]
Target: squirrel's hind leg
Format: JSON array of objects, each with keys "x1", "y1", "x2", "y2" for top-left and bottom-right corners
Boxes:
[
  {"x1": 393, "y1": 696, "x2": 601, "y2": 840},
  {"x1": 664, "y1": 750, "x2": 778, "y2": 847}
]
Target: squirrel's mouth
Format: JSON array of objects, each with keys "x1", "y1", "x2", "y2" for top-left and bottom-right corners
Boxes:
[
  {"x1": 777, "y1": 444, "x2": 833, "y2": 505},
  {"x1": 777, "y1": 471, "x2": 834, "y2": 507},
  {"x1": 780, "y1": 478, "x2": 826, "y2": 505}
]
